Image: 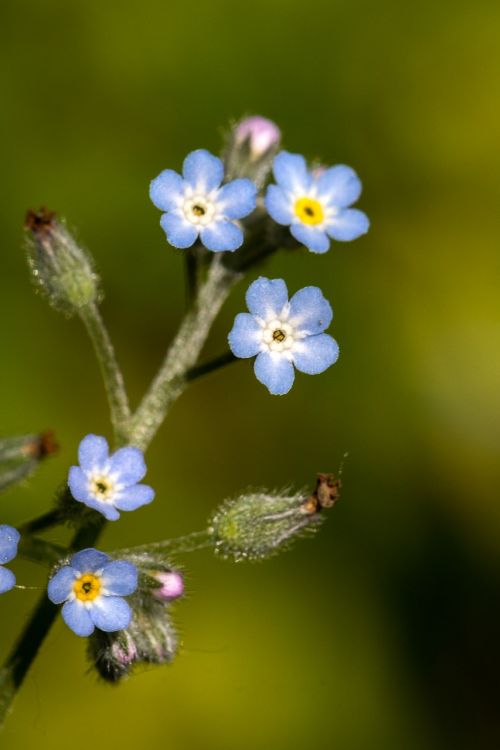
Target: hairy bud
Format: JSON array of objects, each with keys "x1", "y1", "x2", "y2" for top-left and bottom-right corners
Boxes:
[
  {"x1": 223, "y1": 115, "x2": 281, "y2": 187},
  {"x1": 0, "y1": 431, "x2": 58, "y2": 493},
  {"x1": 25, "y1": 208, "x2": 100, "y2": 315},
  {"x1": 208, "y1": 473, "x2": 340, "y2": 561}
]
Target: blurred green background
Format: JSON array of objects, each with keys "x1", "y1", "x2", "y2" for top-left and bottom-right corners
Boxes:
[{"x1": 1, "y1": 0, "x2": 500, "y2": 748}]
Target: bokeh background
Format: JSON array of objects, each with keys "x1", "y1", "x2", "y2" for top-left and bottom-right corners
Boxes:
[{"x1": 1, "y1": 1, "x2": 500, "y2": 748}]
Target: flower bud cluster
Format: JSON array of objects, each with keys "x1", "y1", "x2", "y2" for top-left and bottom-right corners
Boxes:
[
  {"x1": 87, "y1": 553, "x2": 184, "y2": 683},
  {"x1": 25, "y1": 208, "x2": 100, "y2": 315},
  {"x1": 208, "y1": 473, "x2": 340, "y2": 561}
]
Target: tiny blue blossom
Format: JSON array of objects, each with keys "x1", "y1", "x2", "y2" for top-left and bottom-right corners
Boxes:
[
  {"x1": 68, "y1": 434, "x2": 155, "y2": 521},
  {"x1": 48, "y1": 548, "x2": 137, "y2": 637},
  {"x1": 265, "y1": 151, "x2": 369, "y2": 253},
  {"x1": 150, "y1": 149, "x2": 257, "y2": 252},
  {"x1": 228, "y1": 277, "x2": 339, "y2": 395},
  {"x1": 0, "y1": 525, "x2": 20, "y2": 594}
]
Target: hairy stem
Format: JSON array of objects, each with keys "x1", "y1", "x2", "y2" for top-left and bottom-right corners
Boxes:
[
  {"x1": 114, "y1": 529, "x2": 213, "y2": 557},
  {"x1": 129, "y1": 256, "x2": 240, "y2": 450},
  {"x1": 79, "y1": 302, "x2": 130, "y2": 444}
]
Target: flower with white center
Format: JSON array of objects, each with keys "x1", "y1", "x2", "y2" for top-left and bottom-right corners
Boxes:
[
  {"x1": 68, "y1": 434, "x2": 155, "y2": 521},
  {"x1": 47, "y1": 548, "x2": 137, "y2": 637},
  {"x1": 228, "y1": 277, "x2": 339, "y2": 395},
  {"x1": 264, "y1": 151, "x2": 369, "y2": 253},
  {"x1": 150, "y1": 148, "x2": 257, "y2": 252},
  {"x1": 0, "y1": 525, "x2": 20, "y2": 594}
]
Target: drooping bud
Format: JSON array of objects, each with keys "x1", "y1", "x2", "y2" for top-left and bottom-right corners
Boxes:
[
  {"x1": 0, "y1": 431, "x2": 58, "y2": 494},
  {"x1": 223, "y1": 115, "x2": 281, "y2": 187},
  {"x1": 88, "y1": 629, "x2": 138, "y2": 683},
  {"x1": 208, "y1": 473, "x2": 340, "y2": 562},
  {"x1": 25, "y1": 207, "x2": 100, "y2": 315}
]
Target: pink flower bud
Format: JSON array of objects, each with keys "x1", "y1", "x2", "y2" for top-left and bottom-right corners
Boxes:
[
  {"x1": 235, "y1": 116, "x2": 281, "y2": 159},
  {"x1": 152, "y1": 571, "x2": 184, "y2": 601}
]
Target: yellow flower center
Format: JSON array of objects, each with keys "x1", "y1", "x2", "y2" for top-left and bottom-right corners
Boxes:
[
  {"x1": 90, "y1": 475, "x2": 114, "y2": 500},
  {"x1": 73, "y1": 573, "x2": 101, "y2": 602},
  {"x1": 294, "y1": 197, "x2": 324, "y2": 225},
  {"x1": 272, "y1": 329, "x2": 286, "y2": 342}
]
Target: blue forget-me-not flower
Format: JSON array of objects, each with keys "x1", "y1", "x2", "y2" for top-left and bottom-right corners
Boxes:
[
  {"x1": 150, "y1": 149, "x2": 257, "y2": 252},
  {"x1": 228, "y1": 277, "x2": 339, "y2": 395},
  {"x1": 0, "y1": 525, "x2": 20, "y2": 594},
  {"x1": 48, "y1": 548, "x2": 137, "y2": 637},
  {"x1": 68, "y1": 434, "x2": 155, "y2": 521},
  {"x1": 265, "y1": 151, "x2": 369, "y2": 253}
]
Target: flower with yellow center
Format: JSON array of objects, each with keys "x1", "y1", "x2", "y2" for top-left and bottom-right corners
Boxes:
[
  {"x1": 48, "y1": 548, "x2": 138, "y2": 637},
  {"x1": 265, "y1": 150, "x2": 369, "y2": 254}
]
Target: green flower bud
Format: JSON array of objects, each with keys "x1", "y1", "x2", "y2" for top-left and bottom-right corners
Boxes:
[
  {"x1": 208, "y1": 473, "x2": 340, "y2": 562},
  {"x1": 0, "y1": 431, "x2": 57, "y2": 493},
  {"x1": 25, "y1": 208, "x2": 100, "y2": 315}
]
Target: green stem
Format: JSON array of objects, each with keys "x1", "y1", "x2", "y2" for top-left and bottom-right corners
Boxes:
[
  {"x1": 17, "y1": 509, "x2": 61, "y2": 536},
  {"x1": 114, "y1": 529, "x2": 212, "y2": 558},
  {"x1": 79, "y1": 302, "x2": 130, "y2": 444},
  {"x1": 17, "y1": 535, "x2": 66, "y2": 566},
  {"x1": 128, "y1": 257, "x2": 240, "y2": 450}
]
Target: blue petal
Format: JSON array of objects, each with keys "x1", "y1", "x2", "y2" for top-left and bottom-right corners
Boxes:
[
  {"x1": 62, "y1": 600, "x2": 95, "y2": 637},
  {"x1": 290, "y1": 223, "x2": 330, "y2": 254},
  {"x1": 254, "y1": 352, "x2": 295, "y2": 395},
  {"x1": 245, "y1": 277, "x2": 288, "y2": 320},
  {"x1": 316, "y1": 165, "x2": 362, "y2": 208},
  {"x1": 78, "y1": 434, "x2": 109, "y2": 471},
  {"x1": 325, "y1": 209, "x2": 370, "y2": 241},
  {"x1": 68, "y1": 466, "x2": 91, "y2": 503},
  {"x1": 150, "y1": 169, "x2": 184, "y2": 211},
  {"x1": 160, "y1": 212, "x2": 198, "y2": 249},
  {"x1": 182, "y1": 149, "x2": 224, "y2": 192},
  {"x1": 292, "y1": 334, "x2": 340, "y2": 374},
  {"x1": 288, "y1": 287, "x2": 333, "y2": 335},
  {"x1": 0, "y1": 525, "x2": 20, "y2": 564},
  {"x1": 70, "y1": 548, "x2": 110, "y2": 574},
  {"x1": 228, "y1": 313, "x2": 263, "y2": 358},
  {"x1": 217, "y1": 179, "x2": 257, "y2": 219},
  {"x1": 200, "y1": 221, "x2": 243, "y2": 252},
  {"x1": 47, "y1": 566, "x2": 77, "y2": 603},
  {"x1": 264, "y1": 184, "x2": 293, "y2": 225},
  {"x1": 109, "y1": 446, "x2": 147, "y2": 485},
  {"x1": 77, "y1": 496, "x2": 121, "y2": 521},
  {"x1": 90, "y1": 596, "x2": 132, "y2": 632},
  {"x1": 113, "y1": 484, "x2": 155, "y2": 511},
  {"x1": 101, "y1": 561, "x2": 138, "y2": 596},
  {"x1": 0, "y1": 566, "x2": 15, "y2": 594},
  {"x1": 273, "y1": 151, "x2": 310, "y2": 193}
]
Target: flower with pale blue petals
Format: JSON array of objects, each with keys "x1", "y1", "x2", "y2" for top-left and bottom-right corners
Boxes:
[
  {"x1": 228, "y1": 277, "x2": 339, "y2": 395},
  {"x1": 68, "y1": 434, "x2": 155, "y2": 521},
  {"x1": 150, "y1": 149, "x2": 257, "y2": 252},
  {"x1": 48, "y1": 548, "x2": 137, "y2": 637},
  {"x1": 0, "y1": 525, "x2": 20, "y2": 594},
  {"x1": 265, "y1": 151, "x2": 369, "y2": 253}
]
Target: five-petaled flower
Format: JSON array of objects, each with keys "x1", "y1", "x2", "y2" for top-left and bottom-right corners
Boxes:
[
  {"x1": 150, "y1": 148, "x2": 257, "y2": 252},
  {"x1": 228, "y1": 277, "x2": 339, "y2": 395},
  {"x1": 48, "y1": 548, "x2": 138, "y2": 637},
  {"x1": 68, "y1": 434, "x2": 155, "y2": 521},
  {"x1": 265, "y1": 151, "x2": 369, "y2": 253},
  {"x1": 0, "y1": 525, "x2": 20, "y2": 594}
]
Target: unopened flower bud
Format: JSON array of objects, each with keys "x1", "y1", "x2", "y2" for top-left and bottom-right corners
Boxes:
[
  {"x1": 235, "y1": 116, "x2": 281, "y2": 160},
  {"x1": 0, "y1": 431, "x2": 58, "y2": 493},
  {"x1": 152, "y1": 570, "x2": 184, "y2": 601},
  {"x1": 25, "y1": 207, "x2": 100, "y2": 315},
  {"x1": 88, "y1": 630, "x2": 138, "y2": 683},
  {"x1": 224, "y1": 115, "x2": 281, "y2": 187},
  {"x1": 208, "y1": 474, "x2": 340, "y2": 562}
]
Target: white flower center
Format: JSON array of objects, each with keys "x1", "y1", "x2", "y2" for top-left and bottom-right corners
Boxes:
[
  {"x1": 183, "y1": 195, "x2": 217, "y2": 226},
  {"x1": 261, "y1": 319, "x2": 298, "y2": 353},
  {"x1": 89, "y1": 473, "x2": 116, "y2": 502}
]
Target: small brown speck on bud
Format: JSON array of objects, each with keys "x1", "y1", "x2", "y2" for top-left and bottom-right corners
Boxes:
[
  {"x1": 21, "y1": 431, "x2": 59, "y2": 459},
  {"x1": 25, "y1": 207, "x2": 57, "y2": 236}
]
